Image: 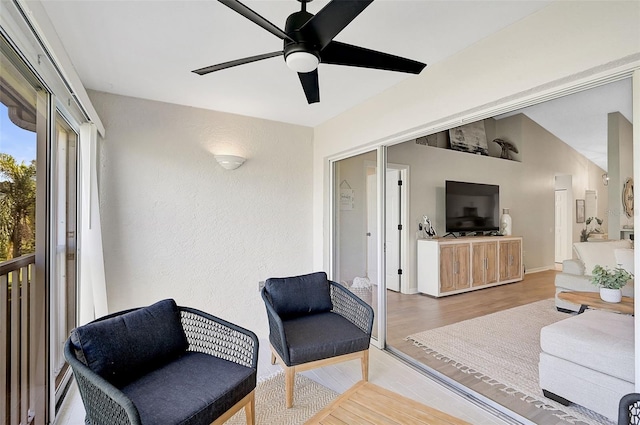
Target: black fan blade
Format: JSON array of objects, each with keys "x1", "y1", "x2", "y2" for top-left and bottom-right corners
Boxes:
[
  {"x1": 300, "y1": 0, "x2": 373, "y2": 50},
  {"x1": 192, "y1": 51, "x2": 283, "y2": 75},
  {"x1": 298, "y1": 70, "x2": 319, "y2": 104},
  {"x1": 321, "y1": 41, "x2": 426, "y2": 74},
  {"x1": 218, "y1": 0, "x2": 294, "y2": 42}
]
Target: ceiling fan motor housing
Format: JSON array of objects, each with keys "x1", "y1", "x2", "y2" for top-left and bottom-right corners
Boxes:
[{"x1": 283, "y1": 11, "x2": 320, "y2": 65}]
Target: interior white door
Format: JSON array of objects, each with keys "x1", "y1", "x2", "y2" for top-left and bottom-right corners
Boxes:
[
  {"x1": 554, "y1": 190, "x2": 569, "y2": 263},
  {"x1": 366, "y1": 172, "x2": 377, "y2": 284},
  {"x1": 386, "y1": 169, "x2": 401, "y2": 292},
  {"x1": 585, "y1": 190, "x2": 597, "y2": 219}
]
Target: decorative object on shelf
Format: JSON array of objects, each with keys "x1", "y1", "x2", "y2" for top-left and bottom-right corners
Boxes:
[
  {"x1": 421, "y1": 215, "x2": 437, "y2": 238},
  {"x1": 448, "y1": 121, "x2": 489, "y2": 156},
  {"x1": 575, "y1": 199, "x2": 585, "y2": 223},
  {"x1": 622, "y1": 177, "x2": 633, "y2": 218},
  {"x1": 601, "y1": 173, "x2": 609, "y2": 186},
  {"x1": 590, "y1": 264, "x2": 633, "y2": 303},
  {"x1": 580, "y1": 216, "x2": 604, "y2": 242},
  {"x1": 492, "y1": 138, "x2": 519, "y2": 160},
  {"x1": 500, "y1": 208, "x2": 512, "y2": 236},
  {"x1": 415, "y1": 134, "x2": 438, "y2": 147}
]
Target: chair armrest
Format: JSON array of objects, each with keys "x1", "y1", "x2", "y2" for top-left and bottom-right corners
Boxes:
[
  {"x1": 63, "y1": 340, "x2": 141, "y2": 425},
  {"x1": 329, "y1": 281, "x2": 374, "y2": 336},
  {"x1": 562, "y1": 259, "x2": 585, "y2": 275},
  {"x1": 179, "y1": 307, "x2": 259, "y2": 369},
  {"x1": 260, "y1": 288, "x2": 290, "y2": 364}
]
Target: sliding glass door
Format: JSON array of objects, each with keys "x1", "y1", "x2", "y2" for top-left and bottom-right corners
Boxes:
[
  {"x1": 332, "y1": 149, "x2": 381, "y2": 341},
  {"x1": 1, "y1": 34, "x2": 48, "y2": 425},
  {"x1": 1, "y1": 34, "x2": 80, "y2": 425}
]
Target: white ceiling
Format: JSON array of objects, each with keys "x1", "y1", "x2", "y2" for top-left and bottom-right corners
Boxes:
[
  {"x1": 40, "y1": 0, "x2": 553, "y2": 127},
  {"x1": 39, "y1": 0, "x2": 632, "y2": 167}
]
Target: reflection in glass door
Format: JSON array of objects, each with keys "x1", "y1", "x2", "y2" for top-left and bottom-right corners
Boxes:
[{"x1": 332, "y1": 150, "x2": 379, "y2": 340}]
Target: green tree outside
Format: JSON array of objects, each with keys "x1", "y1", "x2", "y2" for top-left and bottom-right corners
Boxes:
[{"x1": 0, "y1": 153, "x2": 36, "y2": 261}]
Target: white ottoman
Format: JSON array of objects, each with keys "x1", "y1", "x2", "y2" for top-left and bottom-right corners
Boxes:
[{"x1": 539, "y1": 309, "x2": 634, "y2": 421}]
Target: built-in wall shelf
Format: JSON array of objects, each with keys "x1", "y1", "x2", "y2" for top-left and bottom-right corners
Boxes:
[{"x1": 411, "y1": 117, "x2": 522, "y2": 163}]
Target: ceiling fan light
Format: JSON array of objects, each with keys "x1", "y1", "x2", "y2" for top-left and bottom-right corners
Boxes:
[{"x1": 285, "y1": 51, "x2": 319, "y2": 73}]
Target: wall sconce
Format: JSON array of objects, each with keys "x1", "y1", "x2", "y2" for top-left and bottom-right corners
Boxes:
[
  {"x1": 215, "y1": 155, "x2": 245, "y2": 170},
  {"x1": 602, "y1": 173, "x2": 609, "y2": 186}
]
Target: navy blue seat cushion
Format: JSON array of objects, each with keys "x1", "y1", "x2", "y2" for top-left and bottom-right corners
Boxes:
[
  {"x1": 265, "y1": 271, "x2": 333, "y2": 319},
  {"x1": 279, "y1": 312, "x2": 370, "y2": 366},
  {"x1": 70, "y1": 299, "x2": 188, "y2": 387},
  {"x1": 121, "y1": 352, "x2": 256, "y2": 425}
]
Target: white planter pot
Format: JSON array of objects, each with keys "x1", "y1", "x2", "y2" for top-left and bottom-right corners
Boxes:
[{"x1": 600, "y1": 287, "x2": 622, "y2": 303}]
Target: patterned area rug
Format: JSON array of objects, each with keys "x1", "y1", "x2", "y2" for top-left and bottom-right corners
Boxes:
[
  {"x1": 225, "y1": 372, "x2": 338, "y2": 425},
  {"x1": 405, "y1": 299, "x2": 614, "y2": 425}
]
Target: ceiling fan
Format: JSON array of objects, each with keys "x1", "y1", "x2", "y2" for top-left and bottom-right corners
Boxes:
[{"x1": 192, "y1": 0, "x2": 427, "y2": 104}]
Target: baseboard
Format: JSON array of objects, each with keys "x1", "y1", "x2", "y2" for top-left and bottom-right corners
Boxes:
[{"x1": 524, "y1": 266, "x2": 556, "y2": 274}]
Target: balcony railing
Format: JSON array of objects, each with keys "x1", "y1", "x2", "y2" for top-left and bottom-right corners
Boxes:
[{"x1": 1, "y1": 254, "x2": 36, "y2": 425}]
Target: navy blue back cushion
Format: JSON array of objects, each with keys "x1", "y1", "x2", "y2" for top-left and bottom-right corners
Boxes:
[
  {"x1": 70, "y1": 299, "x2": 188, "y2": 387},
  {"x1": 265, "y1": 272, "x2": 333, "y2": 319}
]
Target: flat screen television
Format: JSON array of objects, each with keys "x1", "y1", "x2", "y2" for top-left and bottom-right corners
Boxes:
[{"x1": 445, "y1": 180, "x2": 500, "y2": 234}]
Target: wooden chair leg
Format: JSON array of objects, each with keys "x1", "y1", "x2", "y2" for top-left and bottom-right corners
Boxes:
[
  {"x1": 285, "y1": 366, "x2": 295, "y2": 408},
  {"x1": 270, "y1": 351, "x2": 276, "y2": 365},
  {"x1": 361, "y1": 350, "x2": 369, "y2": 381},
  {"x1": 245, "y1": 391, "x2": 255, "y2": 425}
]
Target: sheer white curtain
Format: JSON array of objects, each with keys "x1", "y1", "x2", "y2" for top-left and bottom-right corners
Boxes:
[{"x1": 79, "y1": 123, "x2": 108, "y2": 323}]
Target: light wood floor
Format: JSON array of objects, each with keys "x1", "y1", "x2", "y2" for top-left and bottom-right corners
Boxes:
[
  {"x1": 386, "y1": 270, "x2": 558, "y2": 346},
  {"x1": 385, "y1": 270, "x2": 589, "y2": 425}
]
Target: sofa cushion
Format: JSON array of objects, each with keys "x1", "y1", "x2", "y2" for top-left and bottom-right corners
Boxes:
[
  {"x1": 540, "y1": 310, "x2": 634, "y2": 383},
  {"x1": 615, "y1": 248, "x2": 635, "y2": 274},
  {"x1": 573, "y1": 240, "x2": 632, "y2": 275},
  {"x1": 121, "y1": 352, "x2": 256, "y2": 425},
  {"x1": 71, "y1": 299, "x2": 188, "y2": 387},
  {"x1": 265, "y1": 271, "x2": 333, "y2": 319},
  {"x1": 280, "y1": 311, "x2": 370, "y2": 365}
]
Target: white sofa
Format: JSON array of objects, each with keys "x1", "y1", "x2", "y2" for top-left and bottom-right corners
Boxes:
[
  {"x1": 539, "y1": 309, "x2": 634, "y2": 421},
  {"x1": 555, "y1": 239, "x2": 634, "y2": 312}
]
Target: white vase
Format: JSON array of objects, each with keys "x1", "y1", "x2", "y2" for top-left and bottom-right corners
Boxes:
[
  {"x1": 500, "y1": 208, "x2": 512, "y2": 236},
  {"x1": 600, "y1": 287, "x2": 622, "y2": 303}
]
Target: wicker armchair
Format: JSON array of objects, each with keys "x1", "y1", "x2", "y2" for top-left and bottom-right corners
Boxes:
[
  {"x1": 64, "y1": 299, "x2": 258, "y2": 425},
  {"x1": 619, "y1": 393, "x2": 640, "y2": 425},
  {"x1": 261, "y1": 271, "x2": 374, "y2": 408}
]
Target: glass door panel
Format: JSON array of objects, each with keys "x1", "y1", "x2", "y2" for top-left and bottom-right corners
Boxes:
[
  {"x1": 52, "y1": 114, "x2": 78, "y2": 401},
  {"x1": 0, "y1": 35, "x2": 46, "y2": 425},
  {"x1": 332, "y1": 150, "x2": 378, "y2": 339}
]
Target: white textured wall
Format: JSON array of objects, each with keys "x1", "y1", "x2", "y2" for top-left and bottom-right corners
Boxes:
[
  {"x1": 313, "y1": 0, "x2": 640, "y2": 270},
  {"x1": 89, "y1": 91, "x2": 313, "y2": 337}
]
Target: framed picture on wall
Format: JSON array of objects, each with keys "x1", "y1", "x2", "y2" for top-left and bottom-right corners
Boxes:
[
  {"x1": 576, "y1": 199, "x2": 585, "y2": 223},
  {"x1": 448, "y1": 121, "x2": 489, "y2": 155}
]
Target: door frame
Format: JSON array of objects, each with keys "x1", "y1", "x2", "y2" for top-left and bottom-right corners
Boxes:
[{"x1": 364, "y1": 161, "x2": 410, "y2": 293}]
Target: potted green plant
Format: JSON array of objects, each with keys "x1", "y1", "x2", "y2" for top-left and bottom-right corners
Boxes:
[{"x1": 590, "y1": 265, "x2": 634, "y2": 303}]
